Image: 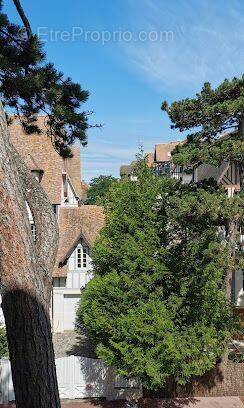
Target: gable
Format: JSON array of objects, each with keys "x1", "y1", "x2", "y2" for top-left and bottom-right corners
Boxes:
[
  {"x1": 53, "y1": 206, "x2": 105, "y2": 277},
  {"x1": 154, "y1": 141, "x2": 180, "y2": 163}
]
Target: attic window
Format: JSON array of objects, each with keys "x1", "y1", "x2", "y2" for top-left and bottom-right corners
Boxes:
[
  {"x1": 83, "y1": 247, "x2": 87, "y2": 268},
  {"x1": 31, "y1": 170, "x2": 43, "y2": 183},
  {"x1": 31, "y1": 222, "x2": 36, "y2": 241},
  {"x1": 77, "y1": 245, "x2": 88, "y2": 269},
  {"x1": 77, "y1": 248, "x2": 82, "y2": 268}
]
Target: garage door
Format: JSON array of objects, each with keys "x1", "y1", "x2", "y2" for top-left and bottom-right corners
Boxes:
[{"x1": 63, "y1": 294, "x2": 80, "y2": 331}]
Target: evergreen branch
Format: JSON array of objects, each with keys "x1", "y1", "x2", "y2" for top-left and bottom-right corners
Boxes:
[
  {"x1": 0, "y1": 28, "x2": 25, "y2": 45},
  {"x1": 12, "y1": 0, "x2": 32, "y2": 38}
]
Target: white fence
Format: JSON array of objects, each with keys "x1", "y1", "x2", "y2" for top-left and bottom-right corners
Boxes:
[{"x1": 0, "y1": 356, "x2": 141, "y2": 403}]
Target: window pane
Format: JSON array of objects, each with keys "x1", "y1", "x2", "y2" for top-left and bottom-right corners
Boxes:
[
  {"x1": 83, "y1": 247, "x2": 87, "y2": 268},
  {"x1": 77, "y1": 248, "x2": 82, "y2": 268},
  {"x1": 31, "y1": 222, "x2": 36, "y2": 241}
]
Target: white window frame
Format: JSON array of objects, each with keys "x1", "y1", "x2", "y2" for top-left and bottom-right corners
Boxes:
[
  {"x1": 30, "y1": 221, "x2": 36, "y2": 241},
  {"x1": 76, "y1": 242, "x2": 88, "y2": 270}
]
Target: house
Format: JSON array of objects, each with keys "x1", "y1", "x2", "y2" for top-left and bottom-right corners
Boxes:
[
  {"x1": 52, "y1": 206, "x2": 104, "y2": 332},
  {"x1": 120, "y1": 161, "x2": 138, "y2": 181},
  {"x1": 120, "y1": 152, "x2": 154, "y2": 180},
  {"x1": 153, "y1": 141, "x2": 193, "y2": 183},
  {"x1": 194, "y1": 162, "x2": 241, "y2": 197},
  {"x1": 8, "y1": 117, "x2": 105, "y2": 332}
]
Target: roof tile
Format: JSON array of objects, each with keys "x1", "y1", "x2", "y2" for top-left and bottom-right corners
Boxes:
[
  {"x1": 53, "y1": 206, "x2": 105, "y2": 277},
  {"x1": 154, "y1": 141, "x2": 180, "y2": 162}
]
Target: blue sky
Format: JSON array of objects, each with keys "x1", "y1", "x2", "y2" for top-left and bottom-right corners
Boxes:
[{"x1": 4, "y1": 0, "x2": 244, "y2": 181}]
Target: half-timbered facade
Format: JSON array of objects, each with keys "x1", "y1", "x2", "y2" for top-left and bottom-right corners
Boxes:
[
  {"x1": 194, "y1": 161, "x2": 241, "y2": 197},
  {"x1": 152, "y1": 142, "x2": 193, "y2": 184}
]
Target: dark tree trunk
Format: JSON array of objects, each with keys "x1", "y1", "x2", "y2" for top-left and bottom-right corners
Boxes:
[
  {"x1": 224, "y1": 219, "x2": 238, "y2": 301},
  {"x1": 0, "y1": 101, "x2": 61, "y2": 407},
  {"x1": 3, "y1": 292, "x2": 60, "y2": 408},
  {"x1": 12, "y1": 0, "x2": 32, "y2": 37},
  {"x1": 238, "y1": 120, "x2": 244, "y2": 189}
]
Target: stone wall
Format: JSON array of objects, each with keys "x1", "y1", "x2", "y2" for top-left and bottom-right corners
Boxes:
[
  {"x1": 151, "y1": 362, "x2": 244, "y2": 398},
  {"x1": 190, "y1": 361, "x2": 244, "y2": 397}
]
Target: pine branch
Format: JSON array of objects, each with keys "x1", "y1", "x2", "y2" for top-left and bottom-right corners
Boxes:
[{"x1": 12, "y1": 0, "x2": 32, "y2": 38}]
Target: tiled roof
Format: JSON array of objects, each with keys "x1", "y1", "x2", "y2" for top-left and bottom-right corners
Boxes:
[
  {"x1": 27, "y1": 155, "x2": 44, "y2": 172},
  {"x1": 154, "y1": 141, "x2": 180, "y2": 163},
  {"x1": 146, "y1": 152, "x2": 154, "y2": 168},
  {"x1": 64, "y1": 146, "x2": 83, "y2": 199},
  {"x1": 120, "y1": 161, "x2": 137, "y2": 178},
  {"x1": 53, "y1": 206, "x2": 105, "y2": 277},
  {"x1": 80, "y1": 180, "x2": 89, "y2": 202},
  {"x1": 9, "y1": 116, "x2": 84, "y2": 204},
  {"x1": 9, "y1": 117, "x2": 63, "y2": 204},
  {"x1": 196, "y1": 162, "x2": 230, "y2": 183}
]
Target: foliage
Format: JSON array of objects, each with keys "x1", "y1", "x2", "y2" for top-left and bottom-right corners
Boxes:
[
  {"x1": 161, "y1": 77, "x2": 244, "y2": 169},
  {"x1": 0, "y1": 326, "x2": 8, "y2": 357},
  {"x1": 229, "y1": 353, "x2": 244, "y2": 363},
  {"x1": 0, "y1": 0, "x2": 96, "y2": 156},
  {"x1": 77, "y1": 159, "x2": 237, "y2": 390},
  {"x1": 85, "y1": 175, "x2": 117, "y2": 205}
]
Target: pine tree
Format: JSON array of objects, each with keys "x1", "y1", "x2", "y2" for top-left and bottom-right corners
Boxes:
[
  {"x1": 161, "y1": 77, "x2": 244, "y2": 182},
  {"x1": 0, "y1": 1, "x2": 95, "y2": 406},
  {"x1": 0, "y1": 0, "x2": 95, "y2": 157},
  {"x1": 161, "y1": 77, "x2": 244, "y2": 300}
]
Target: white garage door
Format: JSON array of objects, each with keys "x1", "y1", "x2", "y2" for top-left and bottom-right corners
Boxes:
[{"x1": 63, "y1": 294, "x2": 80, "y2": 331}]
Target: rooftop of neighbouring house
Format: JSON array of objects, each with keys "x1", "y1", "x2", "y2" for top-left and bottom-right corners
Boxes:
[
  {"x1": 120, "y1": 160, "x2": 137, "y2": 178},
  {"x1": 154, "y1": 141, "x2": 181, "y2": 163},
  {"x1": 9, "y1": 116, "x2": 87, "y2": 204},
  {"x1": 53, "y1": 205, "x2": 105, "y2": 277},
  {"x1": 196, "y1": 162, "x2": 230, "y2": 183},
  {"x1": 120, "y1": 152, "x2": 154, "y2": 178}
]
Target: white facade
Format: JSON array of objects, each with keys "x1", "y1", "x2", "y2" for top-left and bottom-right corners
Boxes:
[
  {"x1": 62, "y1": 173, "x2": 79, "y2": 207},
  {"x1": 234, "y1": 270, "x2": 244, "y2": 307},
  {"x1": 171, "y1": 165, "x2": 193, "y2": 184},
  {"x1": 234, "y1": 230, "x2": 244, "y2": 307},
  {"x1": 52, "y1": 240, "x2": 93, "y2": 333}
]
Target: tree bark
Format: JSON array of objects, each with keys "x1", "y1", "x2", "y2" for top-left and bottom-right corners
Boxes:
[
  {"x1": 238, "y1": 119, "x2": 244, "y2": 189},
  {"x1": 12, "y1": 0, "x2": 32, "y2": 37},
  {"x1": 224, "y1": 219, "x2": 237, "y2": 301},
  {"x1": 0, "y1": 101, "x2": 61, "y2": 407}
]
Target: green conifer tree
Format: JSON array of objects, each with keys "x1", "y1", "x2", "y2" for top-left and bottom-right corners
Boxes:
[{"x1": 78, "y1": 159, "x2": 240, "y2": 391}]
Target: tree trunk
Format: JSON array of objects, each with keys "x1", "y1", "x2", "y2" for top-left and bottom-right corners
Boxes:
[
  {"x1": 3, "y1": 292, "x2": 60, "y2": 407},
  {"x1": 224, "y1": 219, "x2": 237, "y2": 301},
  {"x1": 238, "y1": 119, "x2": 244, "y2": 189},
  {"x1": 0, "y1": 101, "x2": 61, "y2": 407}
]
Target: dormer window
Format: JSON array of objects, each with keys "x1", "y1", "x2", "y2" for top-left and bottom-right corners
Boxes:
[
  {"x1": 30, "y1": 221, "x2": 36, "y2": 241},
  {"x1": 83, "y1": 247, "x2": 87, "y2": 268},
  {"x1": 62, "y1": 173, "x2": 78, "y2": 206},
  {"x1": 31, "y1": 169, "x2": 43, "y2": 183},
  {"x1": 77, "y1": 247, "x2": 82, "y2": 268},
  {"x1": 76, "y1": 243, "x2": 88, "y2": 269}
]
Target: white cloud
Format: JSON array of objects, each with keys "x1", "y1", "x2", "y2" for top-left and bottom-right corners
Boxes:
[
  {"x1": 81, "y1": 140, "x2": 139, "y2": 181},
  {"x1": 119, "y1": 0, "x2": 244, "y2": 94}
]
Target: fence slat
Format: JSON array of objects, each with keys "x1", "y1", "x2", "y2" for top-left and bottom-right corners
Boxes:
[{"x1": 0, "y1": 356, "x2": 141, "y2": 402}]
